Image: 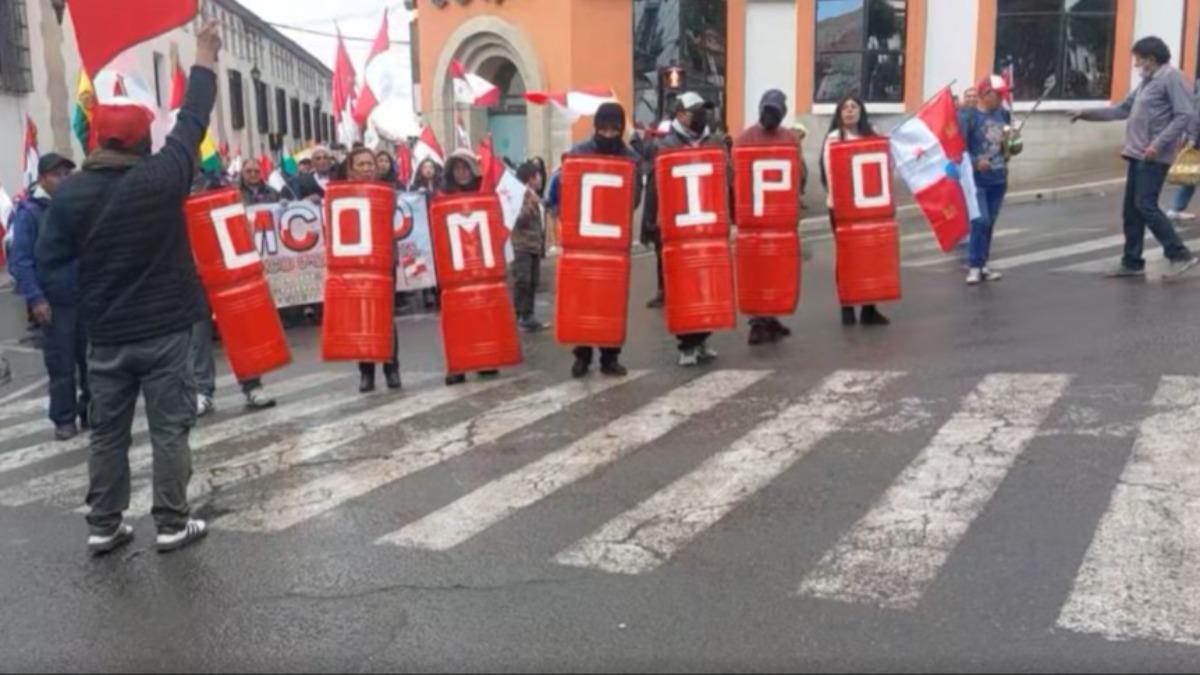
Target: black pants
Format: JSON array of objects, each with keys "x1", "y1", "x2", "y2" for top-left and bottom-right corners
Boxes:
[
  {"x1": 511, "y1": 251, "x2": 541, "y2": 319},
  {"x1": 359, "y1": 323, "x2": 400, "y2": 376},
  {"x1": 43, "y1": 304, "x2": 90, "y2": 426},
  {"x1": 677, "y1": 333, "x2": 710, "y2": 351},
  {"x1": 574, "y1": 346, "x2": 621, "y2": 366},
  {"x1": 652, "y1": 236, "x2": 664, "y2": 294}
]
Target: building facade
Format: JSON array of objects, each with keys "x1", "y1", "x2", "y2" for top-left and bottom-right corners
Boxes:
[
  {"x1": 0, "y1": 0, "x2": 333, "y2": 193},
  {"x1": 415, "y1": 0, "x2": 1200, "y2": 183}
]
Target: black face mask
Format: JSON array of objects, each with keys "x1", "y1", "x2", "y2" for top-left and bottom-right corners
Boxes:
[
  {"x1": 688, "y1": 110, "x2": 709, "y2": 135},
  {"x1": 760, "y1": 107, "x2": 783, "y2": 131},
  {"x1": 594, "y1": 133, "x2": 624, "y2": 154}
]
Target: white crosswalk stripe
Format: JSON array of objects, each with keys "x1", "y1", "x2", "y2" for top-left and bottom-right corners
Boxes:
[
  {"x1": 1054, "y1": 237, "x2": 1200, "y2": 275},
  {"x1": 1056, "y1": 376, "x2": 1200, "y2": 647},
  {"x1": 5, "y1": 365, "x2": 1200, "y2": 649},
  {"x1": 555, "y1": 370, "x2": 903, "y2": 575},
  {"x1": 123, "y1": 374, "x2": 525, "y2": 516},
  {"x1": 377, "y1": 370, "x2": 772, "y2": 551},
  {"x1": 215, "y1": 373, "x2": 648, "y2": 533},
  {"x1": 797, "y1": 373, "x2": 1070, "y2": 608},
  {"x1": 0, "y1": 371, "x2": 350, "y2": 507}
]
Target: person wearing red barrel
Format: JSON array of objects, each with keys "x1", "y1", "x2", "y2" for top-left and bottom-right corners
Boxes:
[
  {"x1": 643, "y1": 91, "x2": 731, "y2": 367},
  {"x1": 820, "y1": 95, "x2": 890, "y2": 327},
  {"x1": 437, "y1": 149, "x2": 503, "y2": 386},
  {"x1": 565, "y1": 102, "x2": 643, "y2": 378},
  {"x1": 337, "y1": 146, "x2": 402, "y2": 393},
  {"x1": 734, "y1": 89, "x2": 801, "y2": 345}
]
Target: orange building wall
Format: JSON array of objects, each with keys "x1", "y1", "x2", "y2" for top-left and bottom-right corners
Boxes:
[{"x1": 417, "y1": 0, "x2": 632, "y2": 136}]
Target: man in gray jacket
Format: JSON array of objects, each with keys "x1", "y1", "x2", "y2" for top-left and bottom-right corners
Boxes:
[{"x1": 1069, "y1": 36, "x2": 1198, "y2": 279}]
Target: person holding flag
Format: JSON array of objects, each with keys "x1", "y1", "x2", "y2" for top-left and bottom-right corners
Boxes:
[{"x1": 963, "y1": 75, "x2": 1019, "y2": 285}]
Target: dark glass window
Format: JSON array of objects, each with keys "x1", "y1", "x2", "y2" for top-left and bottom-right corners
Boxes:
[
  {"x1": 632, "y1": 0, "x2": 727, "y2": 129},
  {"x1": 291, "y1": 98, "x2": 302, "y2": 141},
  {"x1": 228, "y1": 70, "x2": 246, "y2": 130},
  {"x1": 815, "y1": 0, "x2": 907, "y2": 104},
  {"x1": 303, "y1": 104, "x2": 313, "y2": 141},
  {"x1": 255, "y1": 80, "x2": 269, "y2": 134},
  {"x1": 0, "y1": 0, "x2": 33, "y2": 94},
  {"x1": 995, "y1": 0, "x2": 1116, "y2": 101},
  {"x1": 276, "y1": 88, "x2": 288, "y2": 135}
]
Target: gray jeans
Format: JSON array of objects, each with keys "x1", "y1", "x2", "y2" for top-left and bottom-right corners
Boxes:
[
  {"x1": 85, "y1": 329, "x2": 197, "y2": 535},
  {"x1": 190, "y1": 314, "x2": 260, "y2": 396}
]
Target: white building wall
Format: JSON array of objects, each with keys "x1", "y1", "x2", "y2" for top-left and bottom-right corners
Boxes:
[
  {"x1": 923, "y1": 0, "x2": 979, "y2": 98},
  {"x1": 0, "y1": 0, "x2": 332, "y2": 200},
  {"x1": 744, "y1": 0, "x2": 798, "y2": 127},
  {"x1": 1132, "y1": 0, "x2": 1186, "y2": 82}
]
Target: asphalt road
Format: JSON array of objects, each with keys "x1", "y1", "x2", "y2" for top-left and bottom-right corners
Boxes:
[{"x1": 2, "y1": 189, "x2": 1200, "y2": 673}]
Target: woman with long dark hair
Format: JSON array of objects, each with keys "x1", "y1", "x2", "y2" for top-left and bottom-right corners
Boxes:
[
  {"x1": 821, "y1": 94, "x2": 890, "y2": 327},
  {"x1": 340, "y1": 146, "x2": 403, "y2": 392}
]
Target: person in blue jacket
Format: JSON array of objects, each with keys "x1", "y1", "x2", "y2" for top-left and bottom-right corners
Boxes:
[
  {"x1": 964, "y1": 76, "x2": 1019, "y2": 285},
  {"x1": 9, "y1": 153, "x2": 86, "y2": 439}
]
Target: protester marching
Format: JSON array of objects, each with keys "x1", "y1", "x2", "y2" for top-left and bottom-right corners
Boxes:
[{"x1": 1, "y1": 0, "x2": 1198, "y2": 570}]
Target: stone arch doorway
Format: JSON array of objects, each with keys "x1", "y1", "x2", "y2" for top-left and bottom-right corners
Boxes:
[{"x1": 431, "y1": 17, "x2": 549, "y2": 165}]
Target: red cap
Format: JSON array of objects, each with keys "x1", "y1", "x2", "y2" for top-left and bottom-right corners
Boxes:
[
  {"x1": 976, "y1": 74, "x2": 1011, "y2": 98},
  {"x1": 94, "y1": 99, "x2": 154, "y2": 150}
]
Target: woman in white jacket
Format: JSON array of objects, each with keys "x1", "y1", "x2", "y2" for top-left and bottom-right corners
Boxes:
[{"x1": 821, "y1": 94, "x2": 890, "y2": 326}]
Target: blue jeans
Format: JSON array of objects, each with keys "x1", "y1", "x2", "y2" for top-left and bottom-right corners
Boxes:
[
  {"x1": 1123, "y1": 159, "x2": 1191, "y2": 269},
  {"x1": 968, "y1": 182, "x2": 1008, "y2": 268},
  {"x1": 1170, "y1": 184, "x2": 1196, "y2": 213},
  {"x1": 42, "y1": 304, "x2": 90, "y2": 426}
]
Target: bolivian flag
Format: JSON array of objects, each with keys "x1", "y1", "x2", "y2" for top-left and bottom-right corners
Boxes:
[
  {"x1": 72, "y1": 71, "x2": 96, "y2": 154},
  {"x1": 170, "y1": 60, "x2": 221, "y2": 172}
]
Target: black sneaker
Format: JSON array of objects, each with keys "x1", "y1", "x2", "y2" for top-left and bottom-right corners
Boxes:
[
  {"x1": 748, "y1": 323, "x2": 769, "y2": 346},
  {"x1": 384, "y1": 369, "x2": 402, "y2": 390},
  {"x1": 155, "y1": 519, "x2": 208, "y2": 554},
  {"x1": 861, "y1": 305, "x2": 891, "y2": 326},
  {"x1": 478, "y1": 370, "x2": 500, "y2": 379},
  {"x1": 771, "y1": 320, "x2": 792, "y2": 338},
  {"x1": 55, "y1": 423, "x2": 78, "y2": 442},
  {"x1": 841, "y1": 307, "x2": 858, "y2": 326},
  {"x1": 600, "y1": 361, "x2": 628, "y2": 377},
  {"x1": 571, "y1": 358, "x2": 590, "y2": 379},
  {"x1": 88, "y1": 523, "x2": 134, "y2": 557},
  {"x1": 445, "y1": 373, "x2": 467, "y2": 387},
  {"x1": 359, "y1": 373, "x2": 376, "y2": 393},
  {"x1": 646, "y1": 294, "x2": 664, "y2": 309}
]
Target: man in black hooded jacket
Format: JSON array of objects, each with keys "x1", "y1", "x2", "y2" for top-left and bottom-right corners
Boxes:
[
  {"x1": 566, "y1": 102, "x2": 644, "y2": 378},
  {"x1": 36, "y1": 22, "x2": 223, "y2": 556}
]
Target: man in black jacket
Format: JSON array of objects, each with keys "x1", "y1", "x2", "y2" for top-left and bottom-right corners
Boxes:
[
  {"x1": 37, "y1": 22, "x2": 223, "y2": 556},
  {"x1": 567, "y1": 102, "x2": 643, "y2": 378}
]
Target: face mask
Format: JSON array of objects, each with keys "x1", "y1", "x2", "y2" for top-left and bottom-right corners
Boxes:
[
  {"x1": 594, "y1": 133, "x2": 624, "y2": 153},
  {"x1": 688, "y1": 110, "x2": 709, "y2": 135},
  {"x1": 760, "y1": 107, "x2": 783, "y2": 131}
]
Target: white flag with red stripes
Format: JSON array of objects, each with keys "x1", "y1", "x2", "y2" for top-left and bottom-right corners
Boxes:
[
  {"x1": 450, "y1": 61, "x2": 499, "y2": 107},
  {"x1": 525, "y1": 88, "x2": 617, "y2": 121}
]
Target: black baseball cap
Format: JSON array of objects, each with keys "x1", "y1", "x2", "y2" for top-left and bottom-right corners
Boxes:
[{"x1": 38, "y1": 153, "x2": 76, "y2": 176}]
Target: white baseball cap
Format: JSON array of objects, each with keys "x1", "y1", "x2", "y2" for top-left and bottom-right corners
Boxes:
[{"x1": 675, "y1": 91, "x2": 714, "y2": 112}]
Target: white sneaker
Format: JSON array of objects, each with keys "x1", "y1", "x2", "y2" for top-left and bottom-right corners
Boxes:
[
  {"x1": 697, "y1": 344, "x2": 719, "y2": 363},
  {"x1": 244, "y1": 386, "x2": 276, "y2": 410},
  {"x1": 196, "y1": 394, "x2": 214, "y2": 418},
  {"x1": 1167, "y1": 210, "x2": 1197, "y2": 221},
  {"x1": 88, "y1": 523, "x2": 135, "y2": 557},
  {"x1": 678, "y1": 348, "x2": 699, "y2": 367},
  {"x1": 982, "y1": 267, "x2": 1003, "y2": 282},
  {"x1": 966, "y1": 268, "x2": 983, "y2": 285},
  {"x1": 156, "y1": 519, "x2": 208, "y2": 553}
]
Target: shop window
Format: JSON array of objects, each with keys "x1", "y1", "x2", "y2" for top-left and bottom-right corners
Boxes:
[
  {"x1": 229, "y1": 70, "x2": 246, "y2": 131},
  {"x1": 632, "y1": 0, "x2": 727, "y2": 129},
  {"x1": 995, "y1": 0, "x2": 1116, "y2": 101},
  {"x1": 815, "y1": 0, "x2": 907, "y2": 104}
]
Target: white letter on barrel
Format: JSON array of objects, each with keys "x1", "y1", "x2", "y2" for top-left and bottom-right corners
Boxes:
[
  {"x1": 851, "y1": 152, "x2": 891, "y2": 209},
  {"x1": 672, "y1": 163, "x2": 718, "y2": 227},
  {"x1": 580, "y1": 173, "x2": 624, "y2": 238},
  {"x1": 752, "y1": 159, "x2": 792, "y2": 217},
  {"x1": 211, "y1": 203, "x2": 260, "y2": 270},
  {"x1": 331, "y1": 197, "x2": 373, "y2": 257},
  {"x1": 447, "y1": 211, "x2": 495, "y2": 271}
]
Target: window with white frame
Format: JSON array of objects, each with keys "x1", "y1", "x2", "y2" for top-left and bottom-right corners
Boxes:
[
  {"x1": 995, "y1": 0, "x2": 1116, "y2": 101},
  {"x1": 814, "y1": 0, "x2": 907, "y2": 104}
]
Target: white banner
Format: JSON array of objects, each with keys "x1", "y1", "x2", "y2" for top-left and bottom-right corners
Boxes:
[{"x1": 248, "y1": 192, "x2": 438, "y2": 309}]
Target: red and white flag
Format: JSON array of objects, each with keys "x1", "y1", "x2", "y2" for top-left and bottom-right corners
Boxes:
[
  {"x1": 889, "y1": 87, "x2": 978, "y2": 252},
  {"x1": 401, "y1": 254, "x2": 428, "y2": 279},
  {"x1": 450, "y1": 61, "x2": 499, "y2": 107},
  {"x1": 70, "y1": 0, "x2": 198, "y2": 76},
  {"x1": 413, "y1": 125, "x2": 445, "y2": 167},
  {"x1": 477, "y1": 133, "x2": 505, "y2": 193},
  {"x1": 979, "y1": 72, "x2": 1014, "y2": 109},
  {"x1": 332, "y1": 28, "x2": 360, "y2": 144},
  {"x1": 525, "y1": 88, "x2": 616, "y2": 120},
  {"x1": 21, "y1": 115, "x2": 38, "y2": 192},
  {"x1": 352, "y1": 12, "x2": 391, "y2": 128}
]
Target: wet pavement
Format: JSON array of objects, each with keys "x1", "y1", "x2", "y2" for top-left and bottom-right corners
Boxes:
[{"x1": 2, "y1": 190, "x2": 1200, "y2": 672}]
